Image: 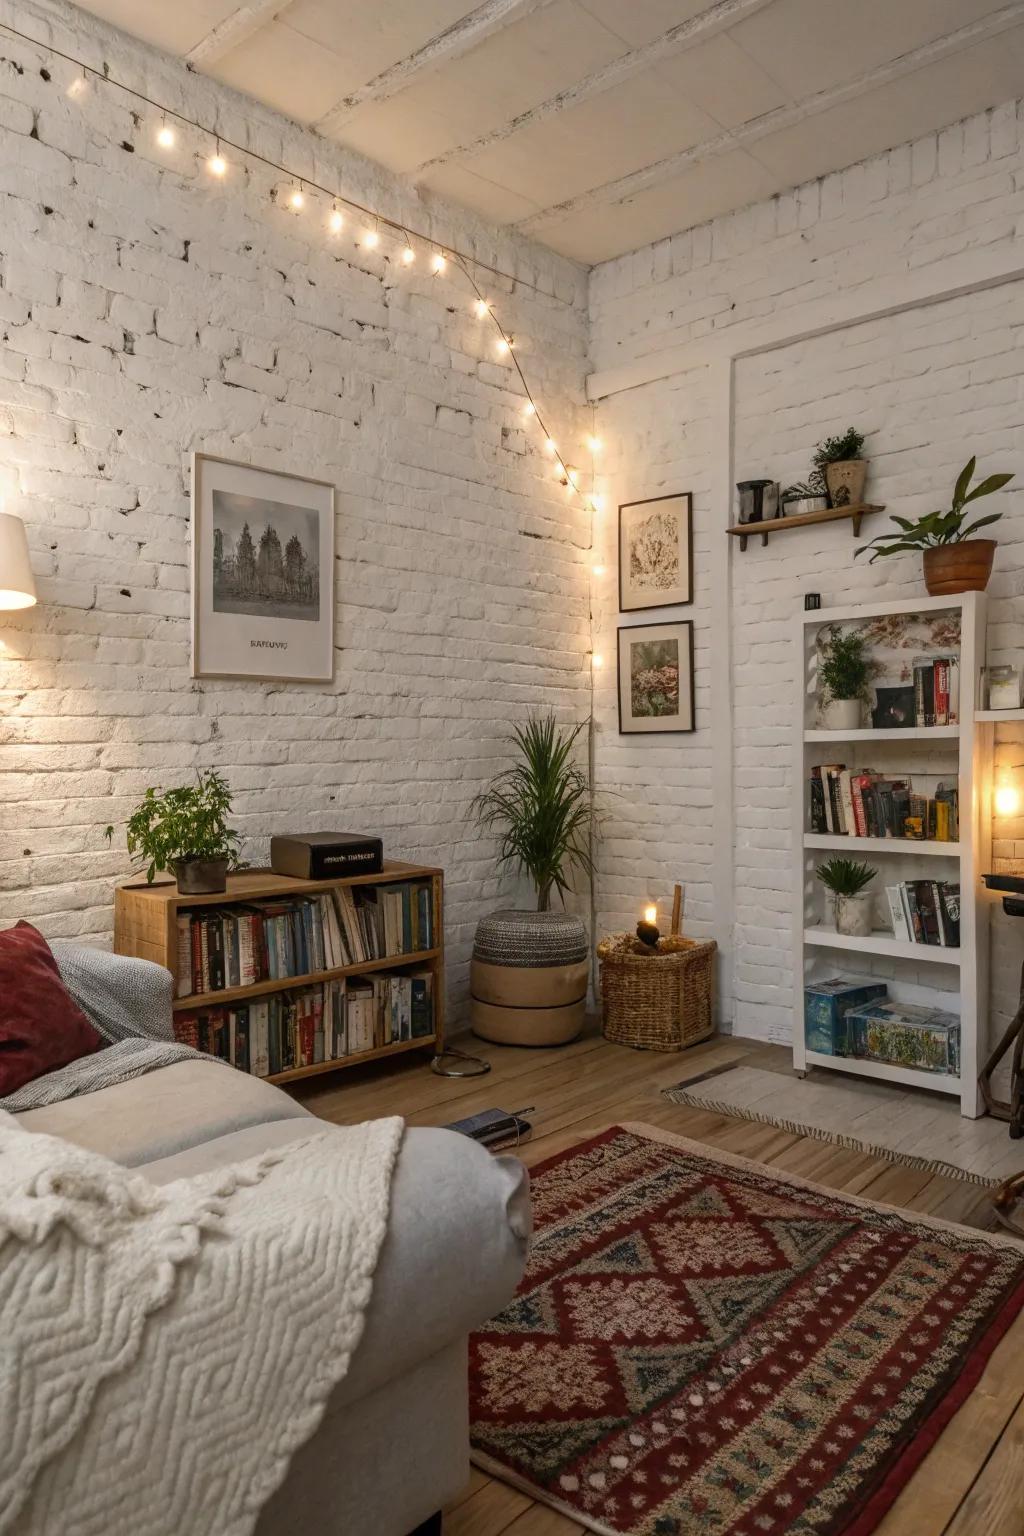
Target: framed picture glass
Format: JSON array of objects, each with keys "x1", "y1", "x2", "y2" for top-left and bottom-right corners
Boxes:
[
  {"x1": 191, "y1": 454, "x2": 335, "y2": 682},
  {"x1": 618, "y1": 493, "x2": 692, "y2": 612},
  {"x1": 618, "y1": 620, "x2": 695, "y2": 734}
]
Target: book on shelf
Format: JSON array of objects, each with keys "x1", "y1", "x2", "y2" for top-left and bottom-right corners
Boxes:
[
  {"x1": 911, "y1": 654, "x2": 960, "y2": 727},
  {"x1": 173, "y1": 968, "x2": 435, "y2": 1076},
  {"x1": 884, "y1": 880, "x2": 960, "y2": 946},
  {"x1": 809, "y1": 764, "x2": 958, "y2": 841},
  {"x1": 176, "y1": 879, "x2": 435, "y2": 997}
]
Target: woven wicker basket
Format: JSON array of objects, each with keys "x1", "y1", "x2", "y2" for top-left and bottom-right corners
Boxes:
[{"x1": 597, "y1": 932, "x2": 716, "y2": 1052}]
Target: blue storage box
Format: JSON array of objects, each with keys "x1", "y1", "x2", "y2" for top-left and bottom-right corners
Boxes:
[{"x1": 804, "y1": 977, "x2": 888, "y2": 1056}]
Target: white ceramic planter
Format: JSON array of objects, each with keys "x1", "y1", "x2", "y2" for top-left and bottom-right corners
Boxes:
[
  {"x1": 835, "y1": 893, "x2": 874, "y2": 937},
  {"x1": 821, "y1": 697, "x2": 862, "y2": 731}
]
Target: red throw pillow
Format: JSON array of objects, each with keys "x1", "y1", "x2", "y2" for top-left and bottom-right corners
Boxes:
[{"x1": 0, "y1": 922, "x2": 104, "y2": 1095}]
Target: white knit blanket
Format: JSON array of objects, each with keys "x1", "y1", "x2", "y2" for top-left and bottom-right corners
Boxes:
[{"x1": 0, "y1": 1114, "x2": 404, "y2": 1535}]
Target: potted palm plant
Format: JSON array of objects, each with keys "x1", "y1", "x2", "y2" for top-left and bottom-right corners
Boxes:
[
  {"x1": 819, "y1": 625, "x2": 870, "y2": 731},
  {"x1": 813, "y1": 427, "x2": 867, "y2": 508},
  {"x1": 109, "y1": 769, "x2": 241, "y2": 893},
  {"x1": 816, "y1": 856, "x2": 877, "y2": 937},
  {"x1": 470, "y1": 715, "x2": 596, "y2": 1046},
  {"x1": 856, "y1": 457, "x2": 1014, "y2": 594}
]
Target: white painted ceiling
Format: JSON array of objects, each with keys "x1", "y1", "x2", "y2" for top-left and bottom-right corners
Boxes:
[{"x1": 74, "y1": 0, "x2": 1024, "y2": 263}]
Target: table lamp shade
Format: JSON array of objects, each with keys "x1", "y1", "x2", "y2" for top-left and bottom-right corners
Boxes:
[{"x1": 0, "y1": 513, "x2": 36, "y2": 609}]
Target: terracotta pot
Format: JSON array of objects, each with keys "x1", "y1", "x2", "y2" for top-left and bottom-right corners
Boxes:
[
  {"x1": 923, "y1": 539, "x2": 996, "y2": 596},
  {"x1": 171, "y1": 857, "x2": 229, "y2": 894},
  {"x1": 824, "y1": 459, "x2": 867, "y2": 508}
]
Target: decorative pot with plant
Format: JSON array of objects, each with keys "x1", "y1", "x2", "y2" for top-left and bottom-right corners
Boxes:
[
  {"x1": 818, "y1": 624, "x2": 870, "y2": 731},
  {"x1": 816, "y1": 856, "x2": 877, "y2": 938},
  {"x1": 813, "y1": 427, "x2": 867, "y2": 509},
  {"x1": 470, "y1": 714, "x2": 596, "y2": 1046},
  {"x1": 109, "y1": 769, "x2": 240, "y2": 894},
  {"x1": 856, "y1": 457, "x2": 1014, "y2": 596}
]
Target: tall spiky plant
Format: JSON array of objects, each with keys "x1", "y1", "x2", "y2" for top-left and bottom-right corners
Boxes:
[{"x1": 473, "y1": 714, "x2": 595, "y2": 912}]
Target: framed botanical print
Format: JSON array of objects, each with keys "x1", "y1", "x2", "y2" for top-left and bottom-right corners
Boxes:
[
  {"x1": 618, "y1": 493, "x2": 692, "y2": 612},
  {"x1": 618, "y1": 620, "x2": 695, "y2": 734},
  {"x1": 191, "y1": 454, "x2": 335, "y2": 682}
]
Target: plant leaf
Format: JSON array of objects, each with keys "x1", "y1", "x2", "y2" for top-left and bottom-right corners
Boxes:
[
  {"x1": 959, "y1": 511, "x2": 1003, "y2": 539},
  {"x1": 952, "y1": 457, "x2": 976, "y2": 512},
  {"x1": 964, "y1": 472, "x2": 1014, "y2": 504}
]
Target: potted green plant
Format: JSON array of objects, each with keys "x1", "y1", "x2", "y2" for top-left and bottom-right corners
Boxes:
[
  {"x1": 856, "y1": 457, "x2": 1014, "y2": 595},
  {"x1": 109, "y1": 769, "x2": 241, "y2": 893},
  {"x1": 819, "y1": 624, "x2": 870, "y2": 731},
  {"x1": 813, "y1": 427, "x2": 867, "y2": 508},
  {"x1": 816, "y1": 856, "x2": 877, "y2": 937},
  {"x1": 469, "y1": 714, "x2": 596, "y2": 1046}
]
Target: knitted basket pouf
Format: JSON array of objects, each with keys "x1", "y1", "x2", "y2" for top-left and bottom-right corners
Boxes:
[{"x1": 471, "y1": 910, "x2": 589, "y2": 1046}]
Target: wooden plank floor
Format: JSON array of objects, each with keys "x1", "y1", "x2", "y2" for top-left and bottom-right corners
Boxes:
[{"x1": 292, "y1": 1027, "x2": 1024, "y2": 1536}]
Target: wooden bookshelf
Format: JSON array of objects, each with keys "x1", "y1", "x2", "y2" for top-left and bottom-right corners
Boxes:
[{"x1": 114, "y1": 861, "x2": 444, "y2": 1083}]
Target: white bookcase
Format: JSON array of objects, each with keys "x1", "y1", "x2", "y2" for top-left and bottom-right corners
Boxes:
[{"x1": 792, "y1": 592, "x2": 990, "y2": 1118}]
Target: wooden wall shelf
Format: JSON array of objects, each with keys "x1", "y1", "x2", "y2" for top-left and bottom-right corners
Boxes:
[{"x1": 727, "y1": 503, "x2": 884, "y2": 551}]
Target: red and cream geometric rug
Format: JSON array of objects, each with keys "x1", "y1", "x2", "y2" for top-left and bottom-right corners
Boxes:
[{"x1": 470, "y1": 1124, "x2": 1024, "y2": 1536}]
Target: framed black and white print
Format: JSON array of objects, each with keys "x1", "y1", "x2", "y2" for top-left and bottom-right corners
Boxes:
[
  {"x1": 191, "y1": 454, "x2": 334, "y2": 682},
  {"x1": 618, "y1": 493, "x2": 692, "y2": 612},
  {"x1": 617, "y1": 620, "x2": 695, "y2": 735}
]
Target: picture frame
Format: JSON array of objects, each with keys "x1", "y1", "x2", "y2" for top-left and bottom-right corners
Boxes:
[
  {"x1": 618, "y1": 492, "x2": 692, "y2": 612},
  {"x1": 191, "y1": 453, "x2": 335, "y2": 682},
  {"x1": 617, "y1": 620, "x2": 695, "y2": 735}
]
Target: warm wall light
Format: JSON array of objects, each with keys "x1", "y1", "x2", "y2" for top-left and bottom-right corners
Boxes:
[
  {"x1": 474, "y1": 299, "x2": 489, "y2": 318},
  {"x1": 289, "y1": 185, "x2": 304, "y2": 210},
  {"x1": 208, "y1": 148, "x2": 227, "y2": 177},
  {"x1": 996, "y1": 783, "x2": 1020, "y2": 816},
  {"x1": 496, "y1": 337, "x2": 511, "y2": 355},
  {"x1": 592, "y1": 653, "x2": 603, "y2": 669},
  {"x1": 522, "y1": 401, "x2": 535, "y2": 417},
  {"x1": 328, "y1": 205, "x2": 344, "y2": 233},
  {"x1": 587, "y1": 435, "x2": 602, "y2": 453},
  {"x1": 431, "y1": 251, "x2": 447, "y2": 274},
  {"x1": 592, "y1": 563, "x2": 605, "y2": 577},
  {"x1": 402, "y1": 245, "x2": 415, "y2": 265},
  {"x1": 0, "y1": 513, "x2": 37, "y2": 610},
  {"x1": 157, "y1": 120, "x2": 175, "y2": 148},
  {"x1": 363, "y1": 228, "x2": 380, "y2": 249}
]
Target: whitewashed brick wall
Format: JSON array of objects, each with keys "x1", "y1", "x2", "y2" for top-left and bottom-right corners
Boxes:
[
  {"x1": 0, "y1": 0, "x2": 593, "y2": 1025},
  {"x1": 590, "y1": 98, "x2": 1024, "y2": 1053}
]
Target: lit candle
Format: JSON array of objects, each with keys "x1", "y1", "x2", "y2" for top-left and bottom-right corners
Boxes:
[{"x1": 644, "y1": 905, "x2": 657, "y2": 924}]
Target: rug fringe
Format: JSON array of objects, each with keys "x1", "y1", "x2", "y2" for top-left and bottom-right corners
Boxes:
[{"x1": 662, "y1": 1088, "x2": 999, "y2": 1188}]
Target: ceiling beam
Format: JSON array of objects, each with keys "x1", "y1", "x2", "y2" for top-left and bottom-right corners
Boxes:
[
  {"x1": 410, "y1": 0, "x2": 775, "y2": 181},
  {"x1": 186, "y1": 0, "x2": 285, "y2": 68},
  {"x1": 515, "y1": 0, "x2": 1024, "y2": 235},
  {"x1": 315, "y1": 0, "x2": 553, "y2": 137}
]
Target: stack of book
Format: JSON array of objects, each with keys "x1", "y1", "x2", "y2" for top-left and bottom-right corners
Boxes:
[
  {"x1": 810, "y1": 765, "x2": 958, "y2": 841},
  {"x1": 912, "y1": 654, "x2": 960, "y2": 726},
  {"x1": 176, "y1": 879, "x2": 435, "y2": 997},
  {"x1": 885, "y1": 880, "x2": 960, "y2": 947},
  {"x1": 174, "y1": 969, "x2": 435, "y2": 1076}
]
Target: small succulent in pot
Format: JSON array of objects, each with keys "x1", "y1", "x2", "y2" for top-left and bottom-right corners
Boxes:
[
  {"x1": 108, "y1": 769, "x2": 241, "y2": 893},
  {"x1": 813, "y1": 427, "x2": 867, "y2": 508},
  {"x1": 818, "y1": 624, "x2": 870, "y2": 730},
  {"x1": 816, "y1": 856, "x2": 877, "y2": 937},
  {"x1": 856, "y1": 456, "x2": 1014, "y2": 595}
]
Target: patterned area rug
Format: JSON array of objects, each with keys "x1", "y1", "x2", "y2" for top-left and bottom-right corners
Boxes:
[{"x1": 469, "y1": 1124, "x2": 1024, "y2": 1536}]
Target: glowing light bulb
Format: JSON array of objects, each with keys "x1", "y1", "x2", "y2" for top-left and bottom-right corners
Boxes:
[
  {"x1": 363, "y1": 228, "x2": 379, "y2": 249},
  {"x1": 474, "y1": 299, "x2": 489, "y2": 318},
  {"x1": 566, "y1": 465, "x2": 581, "y2": 488},
  {"x1": 289, "y1": 186, "x2": 304, "y2": 210},
  {"x1": 544, "y1": 438, "x2": 557, "y2": 454},
  {"x1": 644, "y1": 904, "x2": 657, "y2": 924},
  {"x1": 587, "y1": 435, "x2": 602, "y2": 453},
  {"x1": 329, "y1": 206, "x2": 344, "y2": 233},
  {"x1": 592, "y1": 564, "x2": 605, "y2": 577},
  {"x1": 431, "y1": 251, "x2": 447, "y2": 274},
  {"x1": 208, "y1": 151, "x2": 227, "y2": 177},
  {"x1": 996, "y1": 783, "x2": 1020, "y2": 816},
  {"x1": 402, "y1": 245, "x2": 415, "y2": 265},
  {"x1": 522, "y1": 401, "x2": 535, "y2": 417},
  {"x1": 589, "y1": 493, "x2": 606, "y2": 513},
  {"x1": 157, "y1": 122, "x2": 175, "y2": 149},
  {"x1": 592, "y1": 654, "x2": 604, "y2": 670}
]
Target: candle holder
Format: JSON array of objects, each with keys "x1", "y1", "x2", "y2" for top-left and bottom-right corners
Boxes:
[{"x1": 636, "y1": 919, "x2": 660, "y2": 949}]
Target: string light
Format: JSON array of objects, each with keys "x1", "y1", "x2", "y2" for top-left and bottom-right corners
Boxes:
[
  {"x1": 401, "y1": 244, "x2": 415, "y2": 265},
  {"x1": 592, "y1": 654, "x2": 604, "y2": 669},
  {"x1": 996, "y1": 782, "x2": 1020, "y2": 816},
  {"x1": 474, "y1": 298, "x2": 489, "y2": 318},
  {"x1": 587, "y1": 435, "x2": 602, "y2": 453},
  {"x1": 545, "y1": 438, "x2": 557, "y2": 454},
  {"x1": 522, "y1": 401, "x2": 535, "y2": 417},
  {"x1": 156, "y1": 118, "x2": 174, "y2": 148},
  {"x1": 592, "y1": 564, "x2": 606, "y2": 577},
  {"x1": 329, "y1": 204, "x2": 344, "y2": 233},
  {"x1": 208, "y1": 140, "x2": 227, "y2": 177},
  {"x1": 363, "y1": 225, "x2": 380, "y2": 249},
  {"x1": 589, "y1": 493, "x2": 605, "y2": 513},
  {"x1": 289, "y1": 183, "x2": 305, "y2": 210},
  {"x1": 431, "y1": 251, "x2": 447, "y2": 275}
]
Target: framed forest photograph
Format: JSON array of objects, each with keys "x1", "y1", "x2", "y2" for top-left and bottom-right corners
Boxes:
[
  {"x1": 617, "y1": 620, "x2": 695, "y2": 734},
  {"x1": 191, "y1": 454, "x2": 335, "y2": 682},
  {"x1": 618, "y1": 492, "x2": 692, "y2": 612}
]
